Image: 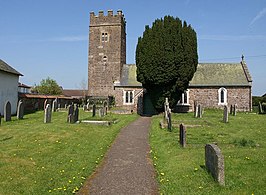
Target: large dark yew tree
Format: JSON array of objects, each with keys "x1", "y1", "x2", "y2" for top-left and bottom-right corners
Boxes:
[{"x1": 136, "y1": 16, "x2": 198, "y2": 111}]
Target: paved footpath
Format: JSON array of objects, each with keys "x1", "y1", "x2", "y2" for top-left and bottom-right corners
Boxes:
[{"x1": 78, "y1": 117, "x2": 159, "y2": 195}]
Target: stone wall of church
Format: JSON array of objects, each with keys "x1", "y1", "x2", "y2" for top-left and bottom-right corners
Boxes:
[
  {"x1": 113, "y1": 87, "x2": 143, "y2": 114},
  {"x1": 189, "y1": 86, "x2": 252, "y2": 111}
]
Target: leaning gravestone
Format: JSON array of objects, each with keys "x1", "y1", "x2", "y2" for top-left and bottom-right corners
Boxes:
[
  {"x1": 4, "y1": 101, "x2": 11, "y2": 122},
  {"x1": 44, "y1": 104, "x2": 51, "y2": 123},
  {"x1": 92, "y1": 104, "x2": 96, "y2": 117},
  {"x1": 17, "y1": 100, "x2": 24, "y2": 119},
  {"x1": 223, "y1": 105, "x2": 228, "y2": 123},
  {"x1": 205, "y1": 144, "x2": 225, "y2": 186},
  {"x1": 179, "y1": 123, "x2": 186, "y2": 147}
]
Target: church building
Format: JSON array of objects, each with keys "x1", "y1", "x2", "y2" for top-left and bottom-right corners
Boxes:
[{"x1": 88, "y1": 10, "x2": 252, "y2": 114}]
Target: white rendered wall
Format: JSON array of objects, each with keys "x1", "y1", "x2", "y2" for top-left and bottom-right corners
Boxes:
[{"x1": 0, "y1": 71, "x2": 19, "y2": 115}]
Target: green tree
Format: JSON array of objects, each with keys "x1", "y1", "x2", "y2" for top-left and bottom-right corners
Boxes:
[
  {"x1": 33, "y1": 77, "x2": 62, "y2": 95},
  {"x1": 136, "y1": 16, "x2": 198, "y2": 111}
]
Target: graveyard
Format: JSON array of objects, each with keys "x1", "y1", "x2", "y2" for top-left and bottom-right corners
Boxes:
[
  {"x1": 0, "y1": 109, "x2": 138, "y2": 194},
  {"x1": 150, "y1": 109, "x2": 266, "y2": 194}
]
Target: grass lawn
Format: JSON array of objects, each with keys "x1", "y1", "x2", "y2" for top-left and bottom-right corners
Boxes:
[
  {"x1": 0, "y1": 110, "x2": 138, "y2": 195},
  {"x1": 150, "y1": 109, "x2": 266, "y2": 195}
]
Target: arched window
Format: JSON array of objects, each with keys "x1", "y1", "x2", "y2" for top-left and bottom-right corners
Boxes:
[{"x1": 218, "y1": 88, "x2": 227, "y2": 105}]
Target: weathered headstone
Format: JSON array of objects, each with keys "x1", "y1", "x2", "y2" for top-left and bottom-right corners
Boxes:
[
  {"x1": 44, "y1": 99, "x2": 48, "y2": 110},
  {"x1": 104, "y1": 105, "x2": 108, "y2": 115},
  {"x1": 68, "y1": 104, "x2": 74, "y2": 116},
  {"x1": 98, "y1": 108, "x2": 103, "y2": 117},
  {"x1": 52, "y1": 99, "x2": 57, "y2": 112},
  {"x1": 4, "y1": 101, "x2": 11, "y2": 122},
  {"x1": 258, "y1": 102, "x2": 263, "y2": 114},
  {"x1": 233, "y1": 104, "x2": 237, "y2": 116},
  {"x1": 223, "y1": 105, "x2": 228, "y2": 123},
  {"x1": 44, "y1": 104, "x2": 51, "y2": 123},
  {"x1": 17, "y1": 100, "x2": 24, "y2": 119},
  {"x1": 205, "y1": 144, "x2": 225, "y2": 186},
  {"x1": 74, "y1": 104, "x2": 79, "y2": 122},
  {"x1": 194, "y1": 103, "x2": 199, "y2": 118},
  {"x1": 198, "y1": 104, "x2": 203, "y2": 118},
  {"x1": 179, "y1": 123, "x2": 186, "y2": 147},
  {"x1": 68, "y1": 114, "x2": 75, "y2": 123},
  {"x1": 92, "y1": 104, "x2": 96, "y2": 117},
  {"x1": 167, "y1": 108, "x2": 172, "y2": 131},
  {"x1": 230, "y1": 105, "x2": 233, "y2": 115}
]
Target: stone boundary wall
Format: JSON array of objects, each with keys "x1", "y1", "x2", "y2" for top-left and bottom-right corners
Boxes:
[{"x1": 205, "y1": 144, "x2": 225, "y2": 186}]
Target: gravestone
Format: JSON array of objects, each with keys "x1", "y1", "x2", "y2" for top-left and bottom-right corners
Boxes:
[
  {"x1": 44, "y1": 104, "x2": 51, "y2": 123},
  {"x1": 17, "y1": 100, "x2": 24, "y2": 119},
  {"x1": 167, "y1": 108, "x2": 172, "y2": 131},
  {"x1": 92, "y1": 104, "x2": 96, "y2": 117},
  {"x1": 64, "y1": 104, "x2": 68, "y2": 109},
  {"x1": 198, "y1": 104, "x2": 203, "y2": 118},
  {"x1": 223, "y1": 105, "x2": 228, "y2": 123},
  {"x1": 104, "y1": 105, "x2": 108, "y2": 115},
  {"x1": 4, "y1": 101, "x2": 11, "y2": 122},
  {"x1": 233, "y1": 104, "x2": 237, "y2": 116},
  {"x1": 68, "y1": 104, "x2": 74, "y2": 116},
  {"x1": 205, "y1": 144, "x2": 225, "y2": 186},
  {"x1": 74, "y1": 104, "x2": 79, "y2": 122},
  {"x1": 52, "y1": 99, "x2": 57, "y2": 112},
  {"x1": 68, "y1": 114, "x2": 75, "y2": 123},
  {"x1": 179, "y1": 123, "x2": 186, "y2": 147},
  {"x1": 258, "y1": 102, "x2": 263, "y2": 114},
  {"x1": 194, "y1": 103, "x2": 199, "y2": 118},
  {"x1": 230, "y1": 105, "x2": 233, "y2": 115},
  {"x1": 44, "y1": 99, "x2": 48, "y2": 110},
  {"x1": 0, "y1": 113, "x2": 1, "y2": 126},
  {"x1": 98, "y1": 108, "x2": 103, "y2": 117}
]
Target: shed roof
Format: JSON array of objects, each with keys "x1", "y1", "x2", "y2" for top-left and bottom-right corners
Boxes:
[
  {"x1": 189, "y1": 62, "x2": 252, "y2": 87},
  {"x1": 0, "y1": 59, "x2": 23, "y2": 76}
]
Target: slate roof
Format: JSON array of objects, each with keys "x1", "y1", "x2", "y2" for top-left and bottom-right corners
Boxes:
[
  {"x1": 118, "y1": 64, "x2": 142, "y2": 87},
  {"x1": 117, "y1": 62, "x2": 252, "y2": 88},
  {"x1": 189, "y1": 62, "x2": 252, "y2": 87},
  {"x1": 0, "y1": 59, "x2": 23, "y2": 76}
]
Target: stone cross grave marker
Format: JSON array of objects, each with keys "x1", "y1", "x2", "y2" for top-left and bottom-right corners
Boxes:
[
  {"x1": 92, "y1": 104, "x2": 96, "y2": 117},
  {"x1": 223, "y1": 105, "x2": 228, "y2": 123},
  {"x1": 44, "y1": 104, "x2": 51, "y2": 123},
  {"x1": 205, "y1": 144, "x2": 225, "y2": 186},
  {"x1": 4, "y1": 101, "x2": 11, "y2": 122},
  {"x1": 17, "y1": 100, "x2": 24, "y2": 119},
  {"x1": 179, "y1": 123, "x2": 186, "y2": 147}
]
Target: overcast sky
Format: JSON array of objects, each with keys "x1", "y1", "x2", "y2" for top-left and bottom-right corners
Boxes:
[{"x1": 0, "y1": 0, "x2": 265, "y2": 95}]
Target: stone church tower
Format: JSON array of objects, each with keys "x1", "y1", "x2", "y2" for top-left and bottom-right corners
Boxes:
[{"x1": 88, "y1": 10, "x2": 126, "y2": 96}]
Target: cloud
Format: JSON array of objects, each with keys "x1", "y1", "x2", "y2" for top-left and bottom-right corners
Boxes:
[
  {"x1": 250, "y1": 7, "x2": 266, "y2": 26},
  {"x1": 199, "y1": 34, "x2": 266, "y2": 41}
]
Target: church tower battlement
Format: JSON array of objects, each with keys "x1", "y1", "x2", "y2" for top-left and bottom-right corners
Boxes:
[{"x1": 88, "y1": 10, "x2": 126, "y2": 96}]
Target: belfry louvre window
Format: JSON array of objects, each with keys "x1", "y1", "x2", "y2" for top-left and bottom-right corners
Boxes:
[
  {"x1": 101, "y1": 32, "x2": 108, "y2": 42},
  {"x1": 123, "y1": 90, "x2": 134, "y2": 105}
]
